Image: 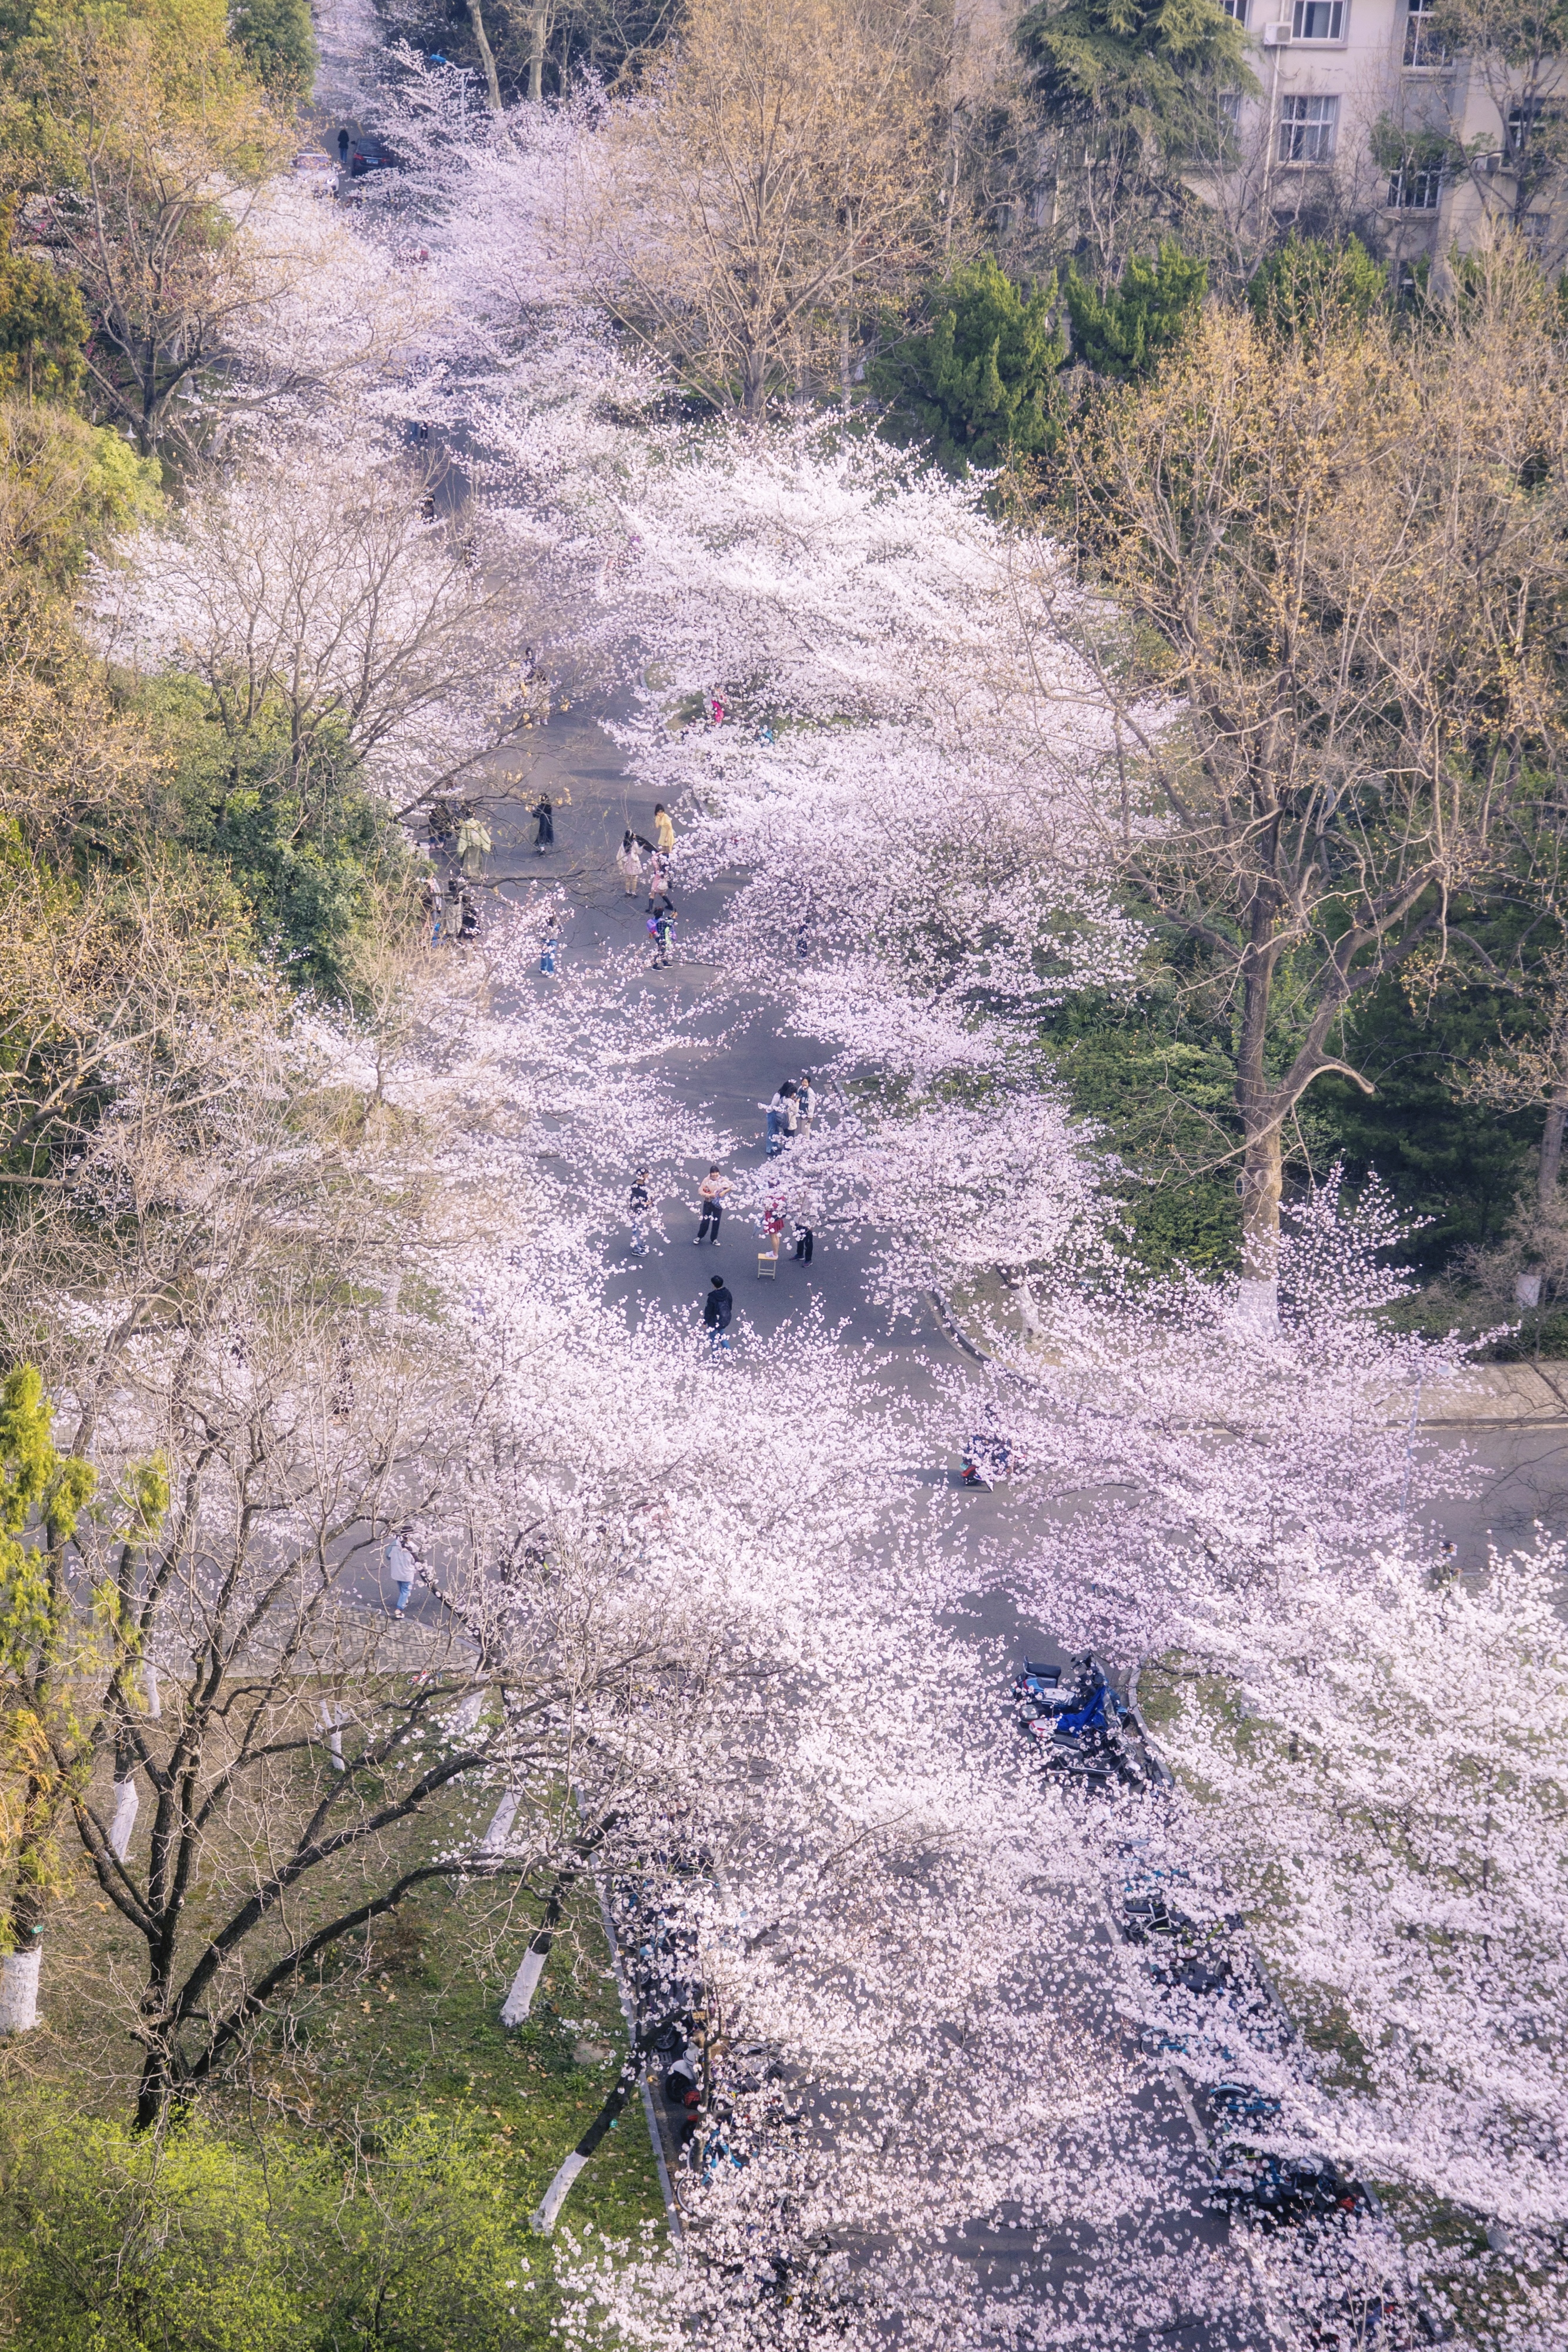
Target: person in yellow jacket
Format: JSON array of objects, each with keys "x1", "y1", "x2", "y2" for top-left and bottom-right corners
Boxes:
[
  {"x1": 456, "y1": 816, "x2": 491, "y2": 880},
  {"x1": 653, "y1": 804, "x2": 675, "y2": 857}
]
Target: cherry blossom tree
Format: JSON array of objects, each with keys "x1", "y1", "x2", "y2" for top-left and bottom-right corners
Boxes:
[
  {"x1": 95, "y1": 435, "x2": 537, "y2": 822},
  {"x1": 34, "y1": 13, "x2": 1561, "y2": 2336}
]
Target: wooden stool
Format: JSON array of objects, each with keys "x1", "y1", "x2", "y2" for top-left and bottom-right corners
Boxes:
[{"x1": 756, "y1": 1252, "x2": 778, "y2": 1279}]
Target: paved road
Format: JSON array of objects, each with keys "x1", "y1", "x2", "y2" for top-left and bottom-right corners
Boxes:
[
  {"x1": 457, "y1": 713, "x2": 1282, "y2": 2344},
  {"x1": 298, "y1": 11, "x2": 1526, "y2": 2334}
]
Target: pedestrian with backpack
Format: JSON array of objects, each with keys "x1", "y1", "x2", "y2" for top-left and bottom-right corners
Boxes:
[{"x1": 649, "y1": 903, "x2": 678, "y2": 967}]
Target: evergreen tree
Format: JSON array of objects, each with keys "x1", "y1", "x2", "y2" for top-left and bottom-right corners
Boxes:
[
  {"x1": 1247, "y1": 232, "x2": 1387, "y2": 341},
  {"x1": 0, "y1": 209, "x2": 89, "y2": 402},
  {"x1": 1017, "y1": 0, "x2": 1252, "y2": 148},
  {"x1": 1064, "y1": 241, "x2": 1207, "y2": 381},
  {"x1": 874, "y1": 257, "x2": 1067, "y2": 478},
  {"x1": 229, "y1": 0, "x2": 316, "y2": 95}
]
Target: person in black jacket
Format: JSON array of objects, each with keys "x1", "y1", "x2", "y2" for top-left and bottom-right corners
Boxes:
[
  {"x1": 702, "y1": 1273, "x2": 733, "y2": 1356},
  {"x1": 629, "y1": 1169, "x2": 651, "y2": 1257}
]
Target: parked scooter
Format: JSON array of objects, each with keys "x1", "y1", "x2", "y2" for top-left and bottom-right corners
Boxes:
[{"x1": 962, "y1": 1434, "x2": 1026, "y2": 1488}]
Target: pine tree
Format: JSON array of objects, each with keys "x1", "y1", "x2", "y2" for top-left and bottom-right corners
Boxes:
[
  {"x1": 1064, "y1": 242, "x2": 1207, "y2": 382},
  {"x1": 874, "y1": 257, "x2": 1067, "y2": 477}
]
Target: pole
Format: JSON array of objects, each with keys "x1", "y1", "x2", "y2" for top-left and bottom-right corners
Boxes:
[{"x1": 1399, "y1": 1376, "x2": 1423, "y2": 1533}]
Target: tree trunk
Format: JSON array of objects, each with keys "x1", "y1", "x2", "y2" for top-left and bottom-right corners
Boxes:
[
  {"x1": 533, "y1": 2030, "x2": 661, "y2": 2231},
  {"x1": 466, "y1": 0, "x2": 505, "y2": 113},
  {"x1": 481, "y1": 1785, "x2": 520, "y2": 1850},
  {"x1": 135, "y1": 2047, "x2": 171, "y2": 2130},
  {"x1": 5, "y1": 1781, "x2": 54, "y2": 2029},
  {"x1": 445, "y1": 1686, "x2": 485, "y2": 1736},
  {"x1": 0, "y1": 1945, "x2": 41, "y2": 2033},
  {"x1": 1539, "y1": 1077, "x2": 1568, "y2": 1206},
  {"x1": 500, "y1": 1862, "x2": 577, "y2": 2024},
  {"x1": 109, "y1": 1778, "x2": 140, "y2": 1862},
  {"x1": 742, "y1": 340, "x2": 768, "y2": 421},
  {"x1": 534, "y1": 2147, "x2": 591, "y2": 2232},
  {"x1": 135, "y1": 1945, "x2": 179, "y2": 2129},
  {"x1": 501, "y1": 1938, "x2": 551, "y2": 2026},
  {"x1": 1239, "y1": 1120, "x2": 1282, "y2": 1301},
  {"x1": 1011, "y1": 1276, "x2": 1043, "y2": 1338},
  {"x1": 1235, "y1": 891, "x2": 1282, "y2": 1326},
  {"x1": 527, "y1": 4, "x2": 548, "y2": 101}
]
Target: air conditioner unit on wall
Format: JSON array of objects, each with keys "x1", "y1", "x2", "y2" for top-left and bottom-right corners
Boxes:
[{"x1": 1261, "y1": 21, "x2": 1292, "y2": 42}]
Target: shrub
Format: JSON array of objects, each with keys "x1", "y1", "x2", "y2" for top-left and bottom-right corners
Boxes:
[
  {"x1": 873, "y1": 256, "x2": 1067, "y2": 477},
  {"x1": 0, "y1": 2094, "x2": 544, "y2": 2352},
  {"x1": 229, "y1": 0, "x2": 317, "y2": 95},
  {"x1": 1064, "y1": 242, "x2": 1207, "y2": 382},
  {"x1": 1246, "y1": 232, "x2": 1387, "y2": 341}
]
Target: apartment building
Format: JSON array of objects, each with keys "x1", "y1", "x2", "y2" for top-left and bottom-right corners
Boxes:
[{"x1": 1205, "y1": 0, "x2": 1565, "y2": 274}]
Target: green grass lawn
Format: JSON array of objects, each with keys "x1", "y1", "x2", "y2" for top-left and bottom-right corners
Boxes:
[{"x1": 11, "y1": 1870, "x2": 669, "y2": 2347}]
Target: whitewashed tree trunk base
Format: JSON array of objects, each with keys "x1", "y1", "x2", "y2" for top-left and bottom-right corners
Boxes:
[
  {"x1": 500, "y1": 1941, "x2": 548, "y2": 2026},
  {"x1": 319, "y1": 1702, "x2": 347, "y2": 1771},
  {"x1": 481, "y1": 1787, "x2": 520, "y2": 1851},
  {"x1": 445, "y1": 1688, "x2": 485, "y2": 1737},
  {"x1": 109, "y1": 1778, "x2": 139, "y2": 1861},
  {"x1": 532, "y1": 2149, "x2": 588, "y2": 2233},
  {"x1": 0, "y1": 1946, "x2": 42, "y2": 2033}
]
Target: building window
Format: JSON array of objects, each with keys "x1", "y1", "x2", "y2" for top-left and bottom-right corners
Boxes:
[
  {"x1": 1388, "y1": 160, "x2": 1443, "y2": 207},
  {"x1": 1506, "y1": 103, "x2": 1538, "y2": 160},
  {"x1": 1220, "y1": 0, "x2": 1248, "y2": 19},
  {"x1": 1278, "y1": 93, "x2": 1339, "y2": 162},
  {"x1": 1520, "y1": 210, "x2": 1549, "y2": 244},
  {"x1": 1403, "y1": 0, "x2": 1448, "y2": 65},
  {"x1": 1292, "y1": 0, "x2": 1345, "y2": 38},
  {"x1": 1219, "y1": 91, "x2": 1243, "y2": 130}
]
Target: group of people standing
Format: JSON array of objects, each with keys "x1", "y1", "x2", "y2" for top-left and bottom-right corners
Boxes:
[
  {"x1": 617, "y1": 806, "x2": 679, "y2": 967},
  {"x1": 625, "y1": 1068, "x2": 821, "y2": 1354},
  {"x1": 764, "y1": 1075, "x2": 816, "y2": 1155},
  {"x1": 425, "y1": 872, "x2": 480, "y2": 943}
]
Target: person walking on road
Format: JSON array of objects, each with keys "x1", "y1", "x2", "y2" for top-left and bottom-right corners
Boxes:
[
  {"x1": 798, "y1": 1073, "x2": 818, "y2": 1128},
  {"x1": 654, "y1": 803, "x2": 675, "y2": 858},
  {"x1": 617, "y1": 830, "x2": 643, "y2": 896},
  {"x1": 792, "y1": 1208, "x2": 814, "y2": 1264},
  {"x1": 629, "y1": 1168, "x2": 651, "y2": 1255},
  {"x1": 384, "y1": 1522, "x2": 417, "y2": 1619},
  {"x1": 696, "y1": 1167, "x2": 729, "y2": 1244},
  {"x1": 703, "y1": 1272, "x2": 733, "y2": 1356},
  {"x1": 532, "y1": 794, "x2": 555, "y2": 853},
  {"x1": 649, "y1": 903, "x2": 678, "y2": 968}
]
